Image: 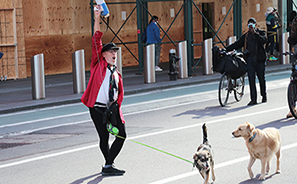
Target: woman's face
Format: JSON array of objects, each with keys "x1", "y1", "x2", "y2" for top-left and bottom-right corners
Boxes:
[{"x1": 102, "y1": 49, "x2": 117, "y2": 65}]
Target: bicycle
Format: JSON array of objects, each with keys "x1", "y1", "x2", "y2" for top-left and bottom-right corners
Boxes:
[
  {"x1": 284, "y1": 52, "x2": 297, "y2": 119},
  {"x1": 219, "y1": 72, "x2": 245, "y2": 107},
  {"x1": 215, "y1": 49, "x2": 246, "y2": 107}
]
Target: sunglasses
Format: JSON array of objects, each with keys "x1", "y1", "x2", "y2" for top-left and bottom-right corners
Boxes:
[{"x1": 107, "y1": 49, "x2": 118, "y2": 54}]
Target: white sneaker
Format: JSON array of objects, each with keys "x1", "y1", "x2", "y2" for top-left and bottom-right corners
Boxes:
[{"x1": 155, "y1": 66, "x2": 163, "y2": 72}]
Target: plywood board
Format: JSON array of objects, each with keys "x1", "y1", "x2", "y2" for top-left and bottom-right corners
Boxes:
[
  {"x1": 18, "y1": 0, "x2": 275, "y2": 77},
  {"x1": 25, "y1": 34, "x2": 74, "y2": 76}
]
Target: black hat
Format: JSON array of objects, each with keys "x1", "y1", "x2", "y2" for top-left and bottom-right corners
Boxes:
[
  {"x1": 102, "y1": 43, "x2": 119, "y2": 53},
  {"x1": 248, "y1": 17, "x2": 257, "y2": 24}
]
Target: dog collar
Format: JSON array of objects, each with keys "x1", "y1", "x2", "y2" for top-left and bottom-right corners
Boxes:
[{"x1": 249, "y1": 132, "x2": 257, "y2": 142}]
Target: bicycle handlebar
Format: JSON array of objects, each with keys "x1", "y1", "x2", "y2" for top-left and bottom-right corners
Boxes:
[
  {"x1": 218, "y1": 49, "x2": 245, "y2": 58},
  {"x1": 278, "y1": 51, "x2": 297, "y2": 56}
]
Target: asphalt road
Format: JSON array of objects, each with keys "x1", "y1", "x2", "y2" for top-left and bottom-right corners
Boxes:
[{"x1": 0, "y1": 71, "x2": 297, "y2": 184}]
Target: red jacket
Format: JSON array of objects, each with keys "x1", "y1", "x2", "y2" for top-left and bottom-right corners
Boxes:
[{"x1": 81, "y1": 31, "x2": 125, "y2": 123}]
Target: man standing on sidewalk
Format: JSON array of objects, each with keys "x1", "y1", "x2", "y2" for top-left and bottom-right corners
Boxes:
[
  {"x1": 226, "y1": 18, "x2": 267, "y2": 106},
  {"x1": 146, "y1": 15, "x2": 163, "y2": 72},
  {"x1": 265, "y1": 7, "x2": 281, "y2": 61}
]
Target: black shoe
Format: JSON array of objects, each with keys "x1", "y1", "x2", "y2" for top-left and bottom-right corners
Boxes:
[
  {"x1": 102, "y1": 165, "x2": 125, "y2": 176},
  {"x1": 262, "y1": 96, "x2": 267, "y2": 103},
  {"x1": 247, "y1": 101, "x2": 257, "y2": 106}
]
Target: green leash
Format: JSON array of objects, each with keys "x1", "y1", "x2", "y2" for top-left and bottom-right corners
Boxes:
[
  {"x1": 128, "y1": 138, "x2": 194, "y2": 165},
  {"x1": 107, "y1": 123, "x2": 194, "y2": 165}
]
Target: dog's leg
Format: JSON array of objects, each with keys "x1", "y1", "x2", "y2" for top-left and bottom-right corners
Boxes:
[
  {"x1": 203, "y1": 170, "x2": 210, "y2": 184},
  {"x1": 266, "y1": 159, "x2": 271, "y2": 174},
  {"x1": 259, "y1": 158, "x2": 267, "y2": 180},
  {"x1": 275, "y1": 147, "x2": 281, "y2": 174},
  {"x1": 211, "y1": 161, "x2": 215, "y2": 181},
  {"x1": 247, "y1": 156, "x2": 256, "y2": 179},
  {"x1": 199, "y1": 171, "x2": 205, "y2": 179}
]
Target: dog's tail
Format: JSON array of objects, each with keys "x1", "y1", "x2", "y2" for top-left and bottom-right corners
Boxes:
[{"x1": 202, "y1": 123, "x2": 208, "y2": 144}]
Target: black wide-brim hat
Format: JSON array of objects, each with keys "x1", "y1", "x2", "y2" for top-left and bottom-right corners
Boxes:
[{"x1": 102, "y1": 43, "x2": 119, "y2": 53}]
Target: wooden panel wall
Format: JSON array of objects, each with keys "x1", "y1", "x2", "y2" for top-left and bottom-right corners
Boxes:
[
  {"x1": 22, "y1": 0, "x2": 92, "y2": 76},
  {"x1": 0, "y1": 0, "x2": 275, "y2": 78},
  {"x1": 101, "y1": 1, "x2": 138, "y2": 66},
  {"x1": 242, "y1": 0, "x2": 274, "y2": 32},
  {"x1": 0, "y1": 0, "x2": 26, "y2": 79}
]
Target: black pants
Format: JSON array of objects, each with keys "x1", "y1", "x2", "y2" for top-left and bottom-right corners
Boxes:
[
  {"x1": 89, "y1": 107, "x2": 126, "y2": 165},
  {"x1": 246, "y1": 57, "x2": 267, "y2": 102},
  {"x1": 266, "y1": 34, "x2": 277, "y2": 55}
]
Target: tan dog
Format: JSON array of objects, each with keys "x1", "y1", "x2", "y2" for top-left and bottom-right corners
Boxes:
[
  {"x1": 193, "y1": 123, "x2": 215, "y2": 184},
  {"x1": 232, "y1": 122, "x2": 281, "y2": 180}
]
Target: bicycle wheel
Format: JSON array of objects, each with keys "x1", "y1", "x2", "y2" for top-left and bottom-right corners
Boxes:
[
  {"x1": 287, "y1": 81, "x2": 297, "y2": 119},
  {"x1": 219, "y1": 73, "x2": 230, "y2": 107},
  {"x1": 234, "y1": 75, "x2": 245, "y2": 102}
]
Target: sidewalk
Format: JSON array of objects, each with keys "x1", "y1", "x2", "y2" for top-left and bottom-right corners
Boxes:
[{"x1": 0, "y1": 62, "x2": 291, "y2": 114}]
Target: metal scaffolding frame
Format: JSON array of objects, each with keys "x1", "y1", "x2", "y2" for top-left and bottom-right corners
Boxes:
[
  {"x1": 90, "y1": 0, "x2": 240, "y2": 75},
  {"x1": 191, "y1": 0, "x2": 239, "y2": 71}
]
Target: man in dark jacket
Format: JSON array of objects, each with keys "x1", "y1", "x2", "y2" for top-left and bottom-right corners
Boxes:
[{"x1": 226, "y1": 18, "x2": 267, "y2": 106}]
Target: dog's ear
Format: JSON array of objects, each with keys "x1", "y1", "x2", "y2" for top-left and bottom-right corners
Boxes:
[
  {"x1": 193, "y1": 153, "x2": 197, "y2": 160},
  {"x1": 246, "y1": 122, "x2": 255, "y2": 132}
]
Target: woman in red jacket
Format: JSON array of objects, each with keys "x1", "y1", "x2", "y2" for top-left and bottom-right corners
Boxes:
[{"x1": 81, "y1": 5, "x2": 126, "y2": 176}]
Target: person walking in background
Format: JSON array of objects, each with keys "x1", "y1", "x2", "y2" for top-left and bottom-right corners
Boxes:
[
  {"x1": 81, "y1": 5, "x2": 126, "y2": 176},
  {"x1": 288, "y1": 11, "x2": 297, "y2": 63},
  {"x1": 225, "y1": 18, "x2": 267, "y2": 106},
  {"x1": 146, "y1": 15, "x2": 162, "y2": 72},
  {"x1": 265, "y1": 7, "x2": 281, "y2": 61}
]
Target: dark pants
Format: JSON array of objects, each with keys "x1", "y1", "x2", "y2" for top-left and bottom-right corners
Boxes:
[
  {"x1": 266, "y1": 34, "x2": 277, "y2": 55},
  {"x1": 246, "y1": 57, "x2": 267, "y2": 102},
  {"x1": 155, "y1": 43, "x2": 161, "y2": 66},
  {"x1": 89, "y1": 107, "x2": 126, "y2": 165}
]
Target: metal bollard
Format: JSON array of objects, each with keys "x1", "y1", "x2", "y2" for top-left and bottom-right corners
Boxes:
[
  {"x1": 280, "y1": 32, "x2": 289, "y2": 64},
  {"x1": 202, "y1": 38, "x2": 213, "y2": 75},
  {"x1": 226, "y1": 36, "x2": 236, "y2": 46},
  {"x1": 144, "y1": 44, "x2": 155, "y2": 83},
  {"x1": 31, "y1": 53, "x2": 45, "y2": 100},
  {"x1": 168, "y1": 49, "x2": 179, "y2": 81},
  {"x1": 72, "y1": 49, "x2": 86, "y2": 94},
  {"x1": 176, "y1": 41, "x2": 188, "y2": 78},
  {"x1": 116, "y1": 47, "x2": 122, "y2": 74}
]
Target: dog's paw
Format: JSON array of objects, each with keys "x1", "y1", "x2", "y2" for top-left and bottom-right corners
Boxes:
[
  {"x1": 248, "y1": 171, "x2": 254, "y2": 179},
  {"x1": 212, "y1": 174, "x2": 215, "y2": 181},
  {"x1": 258, "y1": 174, "x2": 266, "y2": 180},
  {"x1": 275, "y1": 170, "x2": 281, "y2": 174}
]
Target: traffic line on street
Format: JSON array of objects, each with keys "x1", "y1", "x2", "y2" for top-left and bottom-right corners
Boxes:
[
  {"x1": 0, "y1": 144, "x2": 97, "y2": 169},
  {"x1": 0, "y1": 120, "x2": 91, "y2": 138},
  {"x1": 149, "y1": 142, "x2": 297, "y2": 184},
  {"x1": 0, "y1": 111, "x2": 88, "y2": 128},
  {"x1": 0, "y1": 106, "x2": 288, "y2": 169},
  {"x1": 0, "y1": 76, "x2": 289, "y2": 130}
]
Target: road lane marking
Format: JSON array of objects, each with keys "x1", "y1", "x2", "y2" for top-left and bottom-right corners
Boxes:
[
  {"x1": 0, "y1": 111, "x2": 88, "y2": 128},
  {"x1": 149, "y1": 143, "x2": 297, "y2": 184},
  {"x1": 0, "y1": 76, "x2": 289, "y2": 129},
  {"x1": 0, "y1": 95, "x2": 287, "y2": 138},
  {"x1": 1, "y1": 120, "x2": 91, "y2": 138},
  {"x1": 0, "y1": 71, "x2": 289, "y2": 118},
  {"x1": 0, "y1": 106, "x2": 289, "y2": 169}
]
